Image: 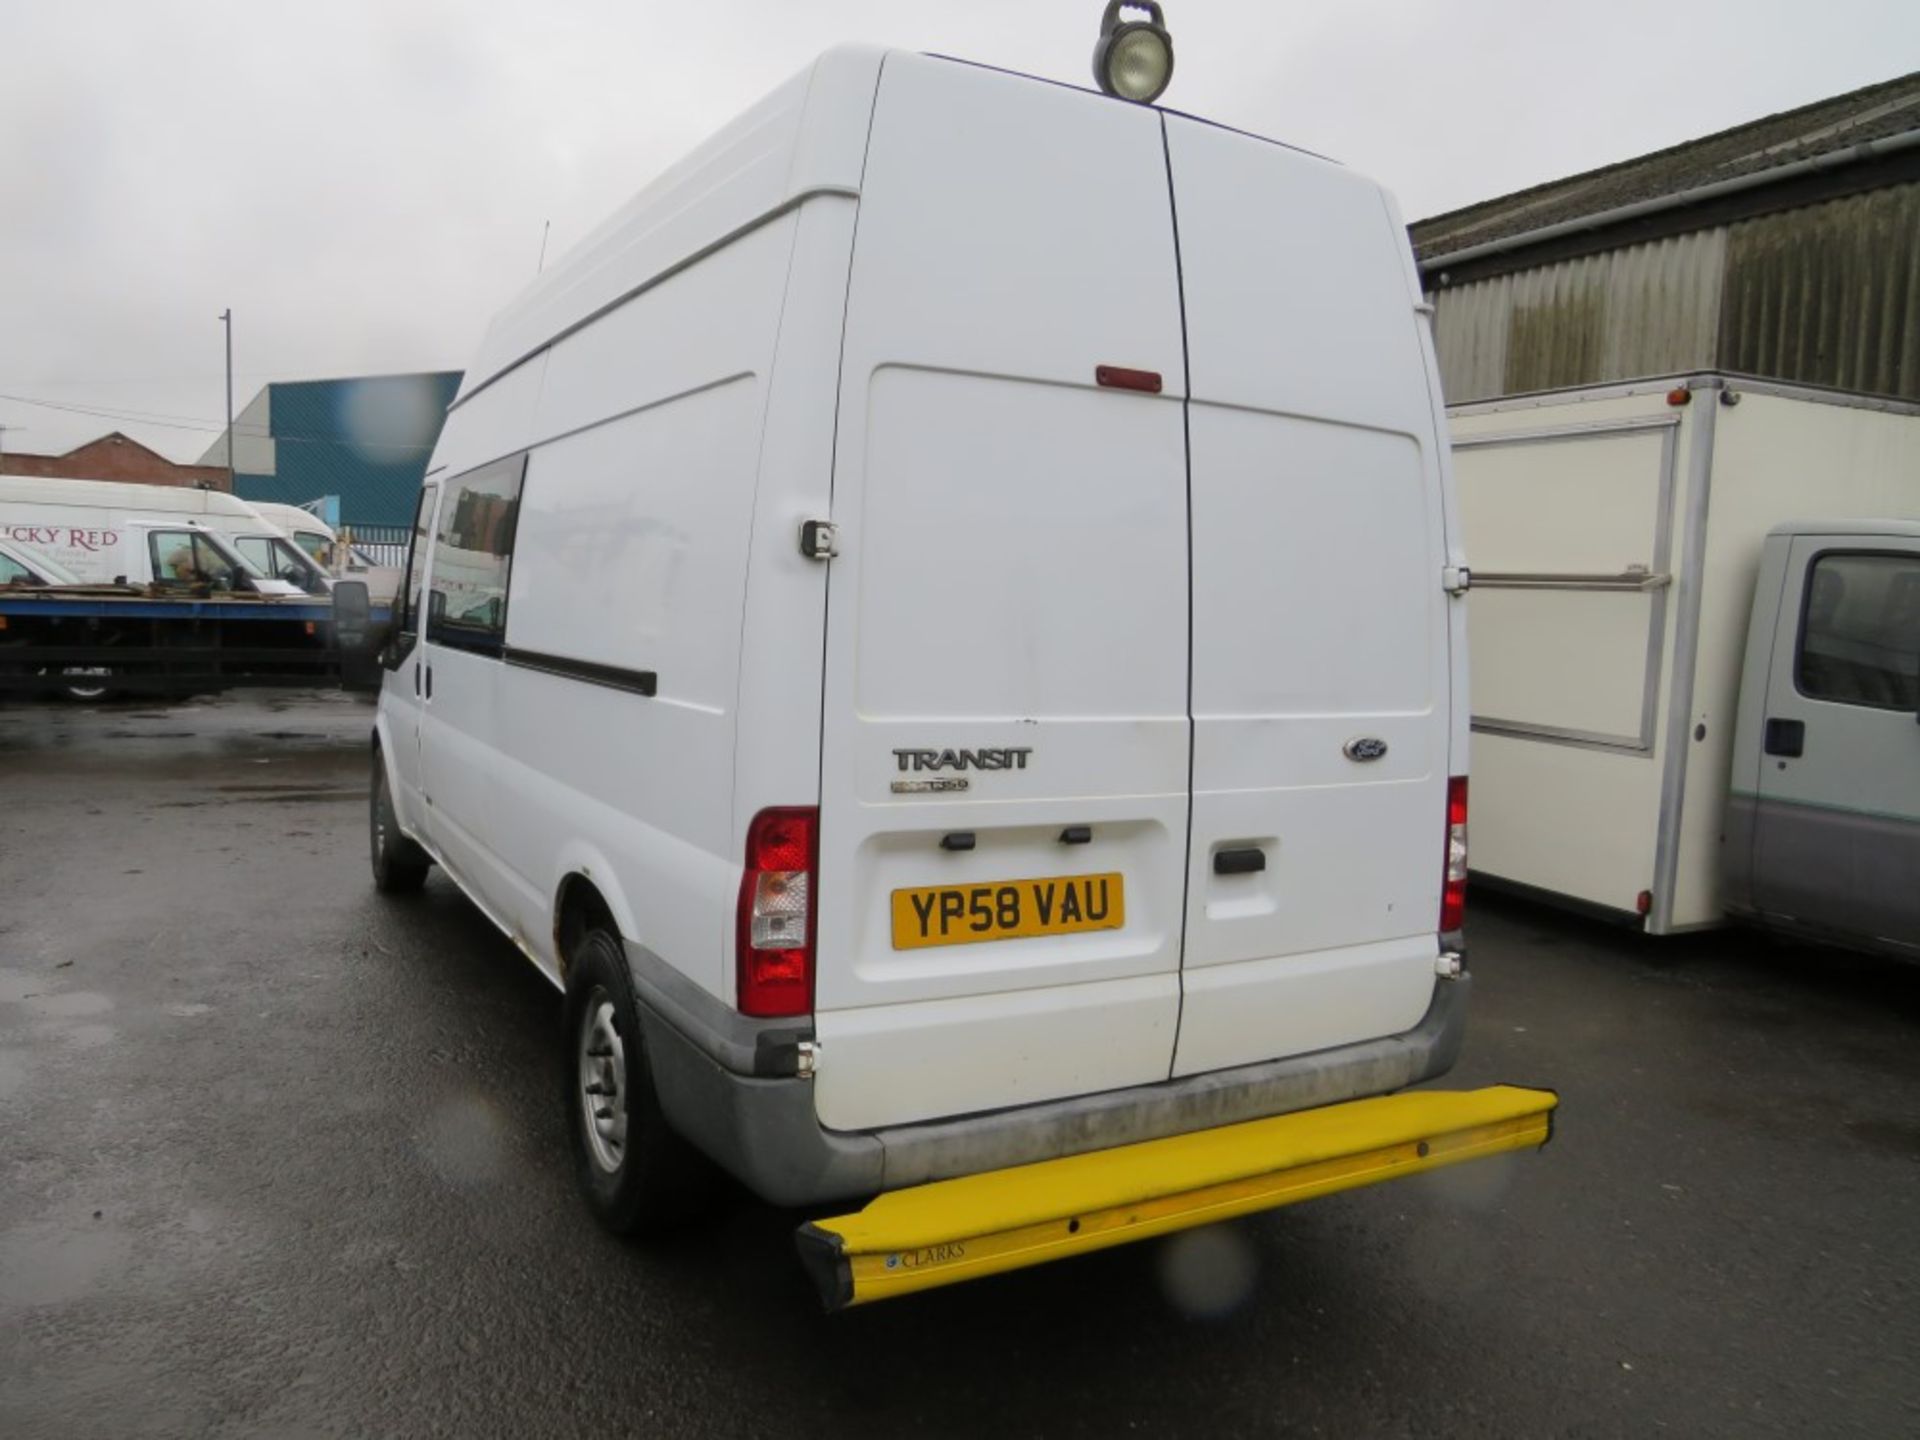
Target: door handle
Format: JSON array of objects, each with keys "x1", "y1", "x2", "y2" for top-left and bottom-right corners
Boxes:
[
  {"x1": 425, "y1": 665, "x2": 433, "y2": 700},
  {"x1": 1763, "y1": 718, "x2": 1805, "y2": 758},
  {"x1": 413, "y1": 661, "x2": 421, "y2": 697},
  {"x1": 1214, "y1": 847, "x2": 1267, "y2": 876}
]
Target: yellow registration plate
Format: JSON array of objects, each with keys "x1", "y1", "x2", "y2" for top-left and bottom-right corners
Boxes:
[{"x1": 890, "y1": 873, "x2": 1125, "y2": 950}]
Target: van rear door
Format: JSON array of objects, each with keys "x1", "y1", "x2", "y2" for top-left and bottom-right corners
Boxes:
[
  {"x1": 1162, "y1": 117, "x2": 1450, "y2": 1077},
  {"x1": 810, "y1": 57, "x2": 1189, "y2": 1132}
]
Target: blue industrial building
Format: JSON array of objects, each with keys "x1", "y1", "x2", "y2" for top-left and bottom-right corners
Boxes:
[{"x1": 202, "y1": 371, "x2": 461, "y2": 531}]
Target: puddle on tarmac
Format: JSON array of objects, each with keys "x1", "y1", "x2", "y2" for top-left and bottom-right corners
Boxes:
[
  {"x1": 1844, "y1": 1117, "x2": 1920, "y2": 1159},
  {"x1": 0, "y1": 1219, "x2": 135, "y2": 1313},
  {"x1": 52, "y1": 1022, "x2": 117, "y2": 1050},
  {"x1": 24, "y1": 990, "x2": 113, "y2": 1019},
  {"x1": 0, "y1": 1048, "x2": 29, "y2": 1100},
  {"x1": 420, "y1": 1093, "x2": 511, "y2": 1189}
]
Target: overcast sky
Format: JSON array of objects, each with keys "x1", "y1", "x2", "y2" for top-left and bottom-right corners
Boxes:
[{"x1": 3, "y1": 0, "x2": 1915, "y2": 462}]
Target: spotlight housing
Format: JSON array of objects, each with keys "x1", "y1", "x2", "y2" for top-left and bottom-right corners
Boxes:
[{"x1": 1092, "y1": 1, "x2": 1174, "y2": 105}]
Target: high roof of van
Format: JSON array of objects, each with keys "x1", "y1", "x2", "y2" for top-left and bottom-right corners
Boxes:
[
  {"x1": 456, "y1": 45, "x2": 887, "y2": 408},
  {"x1": 453, "y1": 47, "x2": 1365, "y2": 413},
  {"x1": 0, "y1": 474, "x2": 270, "y2": 520},
  {"x1": 246, "y1": 500, "x2": 337, "y2": 539}
]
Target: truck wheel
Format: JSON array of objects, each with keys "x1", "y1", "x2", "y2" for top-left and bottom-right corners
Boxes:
[
  {"x1": 369, "y1": 756, "x2": 431, "y2": 894},
  {"x1": 564, "y1": 929, "x2": 711, "y2": 1235},
  {"x1": 51, "y1": 666, "x2": 117, "y2": 703}
]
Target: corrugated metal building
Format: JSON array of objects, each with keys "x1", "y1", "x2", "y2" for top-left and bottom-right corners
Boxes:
[
  {"x1": 1411, "y1": 71, "x2": 1920, "y2": 404},
  {"x1": 200, "y1": 371, "x2": 461, "y2": 529}
]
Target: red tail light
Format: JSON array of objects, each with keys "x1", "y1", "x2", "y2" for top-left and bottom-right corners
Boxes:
[
  {"x1": 736, "y1": 807, "x2": 817, "y2": 1018},
  {"x1": 1440, "y1": 777, "x2": 1468, "y2": 934}
]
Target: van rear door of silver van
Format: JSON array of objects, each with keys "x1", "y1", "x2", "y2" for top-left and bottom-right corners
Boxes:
[
  {"x1": 1163, "y1": 117, "x2": 1452, "y2": 1077},
  {"x1": 810, "y1": 56, "x2": 1190, "y2": 1132}
]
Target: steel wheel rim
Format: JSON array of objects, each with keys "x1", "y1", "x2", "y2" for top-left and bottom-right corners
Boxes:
[
  {"x1": 61, "y1": 666, "x2": 111, "y2": 700},
  {"x1": 577, "y1": 988, "x2": 628, "y2": 1174}
]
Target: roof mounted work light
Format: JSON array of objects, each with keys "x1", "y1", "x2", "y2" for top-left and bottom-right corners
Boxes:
[{"x1": 1092, "y1": 1, "x2": 1174, "y2": 104}]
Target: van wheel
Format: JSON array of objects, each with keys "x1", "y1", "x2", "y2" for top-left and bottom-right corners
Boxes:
[
  {"x1": 564, "y1": 929, "x2": 711, "y2": 1234},
  {"x1": 369, "y1": 756, "x2": 431, "y2": 894}
]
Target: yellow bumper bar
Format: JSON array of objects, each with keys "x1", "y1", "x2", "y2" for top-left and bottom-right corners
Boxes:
[{"x1": 796, "y1": 1084, "x2": 1557, "y2": 1310}]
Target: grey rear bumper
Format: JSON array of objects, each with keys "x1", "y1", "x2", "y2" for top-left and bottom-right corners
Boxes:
[{"x1": 631, "y1": 957, "x2": 1471, "y2": 1208}]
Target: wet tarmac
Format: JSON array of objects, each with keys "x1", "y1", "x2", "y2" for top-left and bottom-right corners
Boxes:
[{"x1": 3, "y1": 691, "x2": 1918, "y2": 1438}]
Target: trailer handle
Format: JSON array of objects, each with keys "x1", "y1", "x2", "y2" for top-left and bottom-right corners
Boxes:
[{"x1": 1470, "y1": 570, "x2": 1672, "y2": 592}]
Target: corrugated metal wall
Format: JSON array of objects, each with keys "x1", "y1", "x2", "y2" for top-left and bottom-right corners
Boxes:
[
  {"x1": 1719, "y1": 185, "x2": 1920, "y2": 398},
  {"x1": 1427, "y1": 181, "x2": 1920, "y2": 403}
]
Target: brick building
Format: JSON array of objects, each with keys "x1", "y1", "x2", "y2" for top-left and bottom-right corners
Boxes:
[{"x1": 0, "y1": 432, "x2": 230, "y2": 490}]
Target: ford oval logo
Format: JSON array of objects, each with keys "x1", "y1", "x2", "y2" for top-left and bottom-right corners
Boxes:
[{"x1": 1344, "y1": 737, "x2": 1389, "y2": 762}]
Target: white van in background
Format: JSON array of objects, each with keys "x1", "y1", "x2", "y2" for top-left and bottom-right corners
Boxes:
[
  {"x1": 369, "y1": 47, "x2": 1527, "y2": 1298},
  {"x1": 246, "y1": 501, "x2": 339, "y2": 566},
  {"x1": 0, "y1": 476, "x2": 324, "y2": 593},
  {"x1": 243, "y1": 499, "x2": 406, "y2": 602},
  {"x1": 0, "y1": 535, "x2": 82, "y2": 587}
]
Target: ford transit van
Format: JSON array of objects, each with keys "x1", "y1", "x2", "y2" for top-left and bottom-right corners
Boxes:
[{"x1": 370, "y1": 47, "x2": 1521, "y2": 1298}]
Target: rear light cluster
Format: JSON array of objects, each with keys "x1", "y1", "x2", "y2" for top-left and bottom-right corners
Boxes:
[
  {"x1": 736, "y1": 807, "x2": 817, "y2": 1018},
  {"x1": 1441, "y1": 777, "x2": 1468, "y2": 934}
]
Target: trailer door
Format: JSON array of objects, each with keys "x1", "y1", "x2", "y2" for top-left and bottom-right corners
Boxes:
[{"x1": 1449, "y1": 412, "x2": 1680, "y2": 913}]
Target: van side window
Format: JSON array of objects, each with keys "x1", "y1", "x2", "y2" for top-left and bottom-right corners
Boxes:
[
  {"x1": 234, "y1": 536, "x2": 275, "y2": 573},
  {"x1": 394, "y1": 482, "x2": 440, "y2": 645},
  {"x1": 427, "y1": 455, "x2": 527, "y2": 656},
  {"x1": 0, "y1": 554, "x2": 34, "y2": 584},
  {"x1": 150, "y1": 531, "x2": 239, "y2": 590},
  {"x1": 1796, "y1": 552, "x2": 1920, "y2": 711}
]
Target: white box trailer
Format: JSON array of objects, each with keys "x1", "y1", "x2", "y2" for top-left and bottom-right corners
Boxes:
[{"x1": 1450, "y1": 374, "x2": 1918, "y2": 933}]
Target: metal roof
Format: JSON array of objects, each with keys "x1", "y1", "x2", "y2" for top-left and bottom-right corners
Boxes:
[{"x1": 1412, "y1": 70, "x2": 1920, "y2": 262}]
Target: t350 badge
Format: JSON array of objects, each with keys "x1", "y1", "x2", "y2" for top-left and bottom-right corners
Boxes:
[{"x1": 891, "y1": 747, "x2": 1032, "y2": 794}]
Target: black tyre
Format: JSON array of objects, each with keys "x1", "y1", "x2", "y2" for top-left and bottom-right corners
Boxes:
[
  {"x1": 564, "y1": 928, "x2": 711, "y2": 1234},
  {"x1": 369, "y1": 752, "x2": 431, "y2": 894}
]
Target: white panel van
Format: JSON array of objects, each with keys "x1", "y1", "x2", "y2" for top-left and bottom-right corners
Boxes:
[
  {"x1": 0, "y1": 476, "x2": 326, "y2": 594},
  {"x1": 371, "y1": 50, "x2": 1473, "y2": 1237}
]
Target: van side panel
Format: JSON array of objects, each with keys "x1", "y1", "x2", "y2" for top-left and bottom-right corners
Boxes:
[
  {"x1": 476, "y1": 215, "x2": 800, "y2": 989},
  {"x1": 729, "y1": 195, "x2": 856, "y2": 919},
  {"x1": 412, "y1": 357, "x2": 549, "y2": 921},
  {"x1": 1163, "y1": 118, "x2": 1448, "y2": 1077},
  {"x1": 812, "y1": 56, "x2": 1190, "y2": 1132}
]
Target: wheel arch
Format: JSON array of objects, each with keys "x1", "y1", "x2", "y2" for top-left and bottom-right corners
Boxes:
[
  {"x1": 368, "y1": 722, "x2": 415, "y2": 837},
  {"x1": 552, "y1": 850, "x2": 640, "y2": 982}
]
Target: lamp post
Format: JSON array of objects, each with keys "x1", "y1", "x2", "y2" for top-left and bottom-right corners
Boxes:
[{"x1": 220, "y1": 309, "x2": 234, "y2": 492}]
